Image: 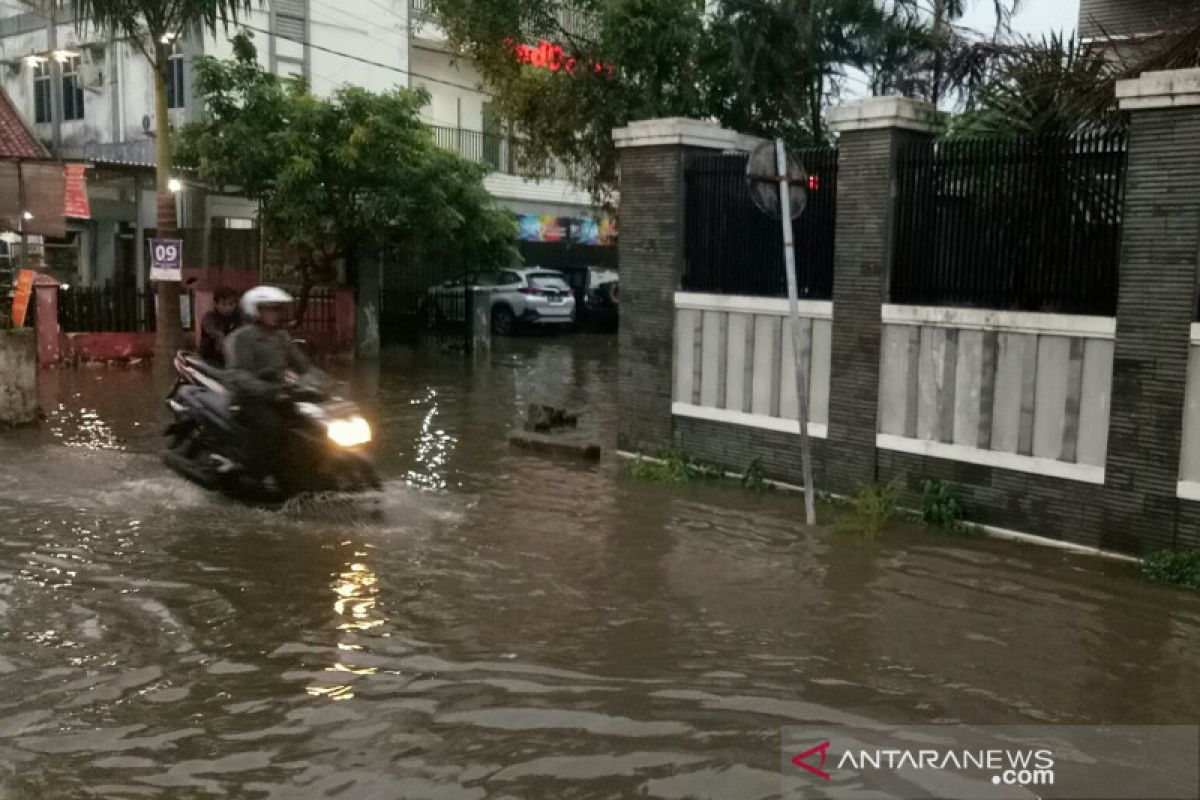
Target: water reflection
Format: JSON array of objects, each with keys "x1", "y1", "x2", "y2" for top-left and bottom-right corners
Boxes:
[
  {"x1": 49, "y1": 403, "x2": 123, "y2": 450},
  {"x1": 405, "y1": 388, "x2": 455, "y2": 491}
]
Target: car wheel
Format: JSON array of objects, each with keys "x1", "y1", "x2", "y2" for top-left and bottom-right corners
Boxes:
[{"x1": 492, "y1": 305, "x2": 516, "y2": 336}]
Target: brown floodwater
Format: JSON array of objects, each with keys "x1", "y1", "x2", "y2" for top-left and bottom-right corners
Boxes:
[{"x1": 1, "y1": 336, "x2": 1198, "y2": 799}]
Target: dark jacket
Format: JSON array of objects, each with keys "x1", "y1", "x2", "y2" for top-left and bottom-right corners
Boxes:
[
  {"x1": 223, "y1": 324, "x2": 314, "y2": 402},
  {"x1": 199, "y1": 310, "x2": 242, "y2": 366}
]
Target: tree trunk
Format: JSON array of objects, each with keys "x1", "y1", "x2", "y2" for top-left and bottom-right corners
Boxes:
[{"x1": 152, "y1": 46, "x2": 184, "y2": 354}]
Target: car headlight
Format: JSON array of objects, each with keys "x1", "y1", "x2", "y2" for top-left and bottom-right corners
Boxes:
[{"x1": 326, "y1": 416, "x2": 372, "y2": 447}]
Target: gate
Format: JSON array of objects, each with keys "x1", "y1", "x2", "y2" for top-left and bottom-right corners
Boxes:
[{"x1": 379, "y1": 267, "x2": 472, "y2": 347}]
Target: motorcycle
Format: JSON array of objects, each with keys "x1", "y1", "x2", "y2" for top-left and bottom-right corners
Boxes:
[{"x1": 163, "y1": 351, "x2": 381, "y2": 502}]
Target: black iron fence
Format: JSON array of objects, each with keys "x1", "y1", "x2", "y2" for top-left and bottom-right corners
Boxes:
[
  {"x1": 683, "y1": 148, "x2": 838, "y2": 298},
  {"x1": 381, "y1": 281, "x2": 474, "y2": 349},
  {"x1": 58, "y1": 286, "x2": 157, "y2": 333},
  {"x1": 293, "y1": 288, "x2": 335, "y2": 332},
  {"x1": 892, "y1": 131, "x2": 1128, "y2": 315}
]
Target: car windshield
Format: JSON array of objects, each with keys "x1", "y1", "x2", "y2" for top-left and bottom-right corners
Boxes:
[{"x1": 529, "y1": 273, "x2": 570, "y2": 291}]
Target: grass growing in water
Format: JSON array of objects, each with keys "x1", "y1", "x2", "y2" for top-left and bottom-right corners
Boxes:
[
  {"x1": 1142, "y1": 549, "x2": 1200, "y2": 590},
  {"x1": 627, "y1": 448, "x2": 722, "y2": 484},
  {"x1": 740, "y1": 459, "x2": 772, "y2": 492},
  {"x1": 835, "y1": 482, "x2": 899, "y2": 538},
  {"x1": 920, "y1": 479, "x2": 977, "y2": 536}
]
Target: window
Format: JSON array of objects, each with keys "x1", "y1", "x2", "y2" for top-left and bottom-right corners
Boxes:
[
  {"x1": 166, "y1": 50, "x2": 185, "y2": 109},
  {"x1": 61, "y1": 55, "x2": 84, "y2": 121},
  {"x1": 500, "y1": 271, "x2": 522, "y2": 285},
  {"x1": 32, "y1": 60, "x2": 51, "y2": 123}
]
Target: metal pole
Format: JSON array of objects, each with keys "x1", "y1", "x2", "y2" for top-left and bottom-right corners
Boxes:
[{"x1": 775, "y1": 138, "x2": 817, "y2": 525}]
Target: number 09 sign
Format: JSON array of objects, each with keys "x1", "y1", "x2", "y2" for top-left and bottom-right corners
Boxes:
[{"x1": 149, "y1": 238, "x2": 183, "y2": 282}]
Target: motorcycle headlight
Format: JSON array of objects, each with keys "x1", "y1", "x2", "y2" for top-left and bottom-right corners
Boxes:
[{"x1": 326, "y1": 416, "x2": 372, "y2": 448}]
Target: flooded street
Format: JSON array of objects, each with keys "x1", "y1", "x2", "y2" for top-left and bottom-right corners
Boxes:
[{"x1": 2, "y1": 336, "x2": 1199, "y2": 799}]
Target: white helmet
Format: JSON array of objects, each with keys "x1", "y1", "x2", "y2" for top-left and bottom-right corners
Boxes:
[{"x1": 240, "y1": 285, "x2": 293, "y2": 321}]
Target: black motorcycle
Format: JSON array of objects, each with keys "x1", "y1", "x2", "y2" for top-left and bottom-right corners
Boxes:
[{"x1": 163, "y1": 351, "x2": 381, "y2": 502}]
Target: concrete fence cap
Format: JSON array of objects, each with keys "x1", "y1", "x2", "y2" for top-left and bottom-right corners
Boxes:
[
  {"x1": 1117, "y1": 68, "x2": 1200, "y2": 111},
  {"x1": 613, "y1": 118, "x2": 759, "y2": 151},
  {"x1": 827, "y1": 96, "x2": 940, "y2": 134}
]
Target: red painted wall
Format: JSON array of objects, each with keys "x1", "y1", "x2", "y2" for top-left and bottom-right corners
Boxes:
[{"x1": 60, "y1": 333, "x2": 157, "y2": 362}]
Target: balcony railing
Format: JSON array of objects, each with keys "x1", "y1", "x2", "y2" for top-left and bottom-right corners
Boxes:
[{"x1": 428, "y1": 125, "x2": 573, "y2": 182}]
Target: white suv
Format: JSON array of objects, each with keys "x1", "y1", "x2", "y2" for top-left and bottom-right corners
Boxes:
[{"x1": 427, "y1": 268, "x2": 577, "y2": 335}]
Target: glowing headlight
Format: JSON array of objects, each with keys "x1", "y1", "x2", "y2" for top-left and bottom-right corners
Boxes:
[{"x1": 326, "y1": 416, "x2": 372, "y2": 447}]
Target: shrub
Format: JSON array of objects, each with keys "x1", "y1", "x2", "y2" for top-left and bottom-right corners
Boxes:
[
  {"x1": 1141, "y1": 550, "x2": 1200, "y2": 590},
  {"x1": 920, "y1": 479, "x2": 975, "y2": 536},
  {"x1": 740, "y1": 458, "x2": 771, "y2": 492},
  {"x1": 836, "y1": 482, "x2": 899, "y2": 538},
  {"x1": 627, "y1": 447, "x2": 720, "y2": 484}
]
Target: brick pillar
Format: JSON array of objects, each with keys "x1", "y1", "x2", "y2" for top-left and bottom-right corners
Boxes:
[
  {"x1": 824, "y1": 98, "x2": 939, "y2": 494},
  {"x1": 612, "y1": 119, "x2": 756, "y2": 454},
  {"x1": 32, "y1": 273, "x2": 61, "y2": 367},
  {"x1": 1103, "y1": 70, "x2": 1200, "y2": 552}
]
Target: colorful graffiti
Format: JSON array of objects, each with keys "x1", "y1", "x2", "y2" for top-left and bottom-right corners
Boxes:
[{"x1": 517, "y1": 215, "x2": 617, "y2": 245}]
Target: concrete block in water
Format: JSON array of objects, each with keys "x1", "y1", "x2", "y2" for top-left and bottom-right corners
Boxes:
[
  {"x1": 0, "y1": 329, "x2": 37, "y2": 426},
  {"x1": 508, "y1": 431, "x2": 602, "y2": 461}
]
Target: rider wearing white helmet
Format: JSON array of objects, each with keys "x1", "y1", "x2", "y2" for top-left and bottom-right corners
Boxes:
[{"x1": 223, "y1": 285, "x2": 322, "y2": 483}]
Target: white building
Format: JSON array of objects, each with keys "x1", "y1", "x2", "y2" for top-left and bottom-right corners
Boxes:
[{"x1": 0, "y1": 0, "x2": 600, "y2": 288}]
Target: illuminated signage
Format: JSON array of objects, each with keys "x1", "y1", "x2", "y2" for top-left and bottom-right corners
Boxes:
[{"x1": 505, "y1": 38, "x2": 615, "y2": 76}]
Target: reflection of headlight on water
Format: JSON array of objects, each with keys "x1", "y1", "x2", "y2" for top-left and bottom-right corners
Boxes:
[{"x1": 326, "y1": 416, "x2": 371, "y2": 447}]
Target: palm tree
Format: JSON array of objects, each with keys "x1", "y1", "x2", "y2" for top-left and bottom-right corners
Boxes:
[
  {"x1": 56, "y1": 0, "x2": 255, "y2": 351},
  {"x1": 708, "y1": 0, "x2": 881, "y2": 146},
  {"x1": 879, "y1": 0, "x2": 1022, "y2": 105}
]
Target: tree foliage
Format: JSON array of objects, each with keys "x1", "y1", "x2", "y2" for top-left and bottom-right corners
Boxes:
[
  {"x1": 945, "y1": 12, "x2": 1200, "y2": 139},
  {"x1": 705, "y1": 0, "x2": 883, "y2": 148},
  {"x1": 429, "y1": 0, "x2": 1028, "y2": 194},
  {"x1": 176, "y1": 34, "x2": 518, "y2": 303},
  {"x1": 432, "y1": 0, "x2": 710, "y2": 198}
]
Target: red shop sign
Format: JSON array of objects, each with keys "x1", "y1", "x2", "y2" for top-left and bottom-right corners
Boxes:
[{"x1": 505, "y1": 38, "x2": 615, "y2": 77}]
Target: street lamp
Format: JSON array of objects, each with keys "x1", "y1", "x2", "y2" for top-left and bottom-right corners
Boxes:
[{"x1": 168, "y1": 178, "x2": 182, "y2": 193}]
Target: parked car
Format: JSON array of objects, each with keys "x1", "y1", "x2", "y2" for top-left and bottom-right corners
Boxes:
[
  {"x1": 552, "y1": 265, "x2": 619, "y2": 331},
  {"x1": 425, "y1": 268, "x2": 576, "y2": 335},
  {"x1": 580, "y1": 266, "x2": 618, "y2": 331}
]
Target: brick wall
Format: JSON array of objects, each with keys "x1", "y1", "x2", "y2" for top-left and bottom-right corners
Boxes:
[
  {"x1": 877, "y1": 451, "x2": 1112, "y2": 548},
  {"x1": 617, "y1": 144, "x2": 708, "y2": 455},
  {"x1": 1102, "y1": 108, "x2": 1200, "y2": 552},
  {"x1": 825, "y1": 127, "x2": 931, "y2": 494},
  {"x1": 675, "y1": 416, "x2": 828, "y2": 487}
]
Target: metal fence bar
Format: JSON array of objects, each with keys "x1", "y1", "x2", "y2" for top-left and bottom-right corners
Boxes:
[
  {"x1": 892, "y1": 131, "x2": 1127, "y2": 316},
  {"x1": 681, "y1": 148, "x2": 837, "y2": 299},
  {"x1": 58, "y1": 286, "x2": 158, "y2": 333}
]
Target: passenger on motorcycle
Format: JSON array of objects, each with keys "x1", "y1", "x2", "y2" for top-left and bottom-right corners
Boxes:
[
  {"x1": 198, "y1": 286, "x2": 242, "y2": 367},
  {"x1": 223, "y1": 286, "x2": 325, "y2": 485}
]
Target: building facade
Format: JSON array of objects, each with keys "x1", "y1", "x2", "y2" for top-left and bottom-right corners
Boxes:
[
  {"x1": 0, "y1": 0, "x2": 600, "y2": 288},
  {"x1": 1078, "y1": 0, "x2": 1200, "y2": 40}
]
